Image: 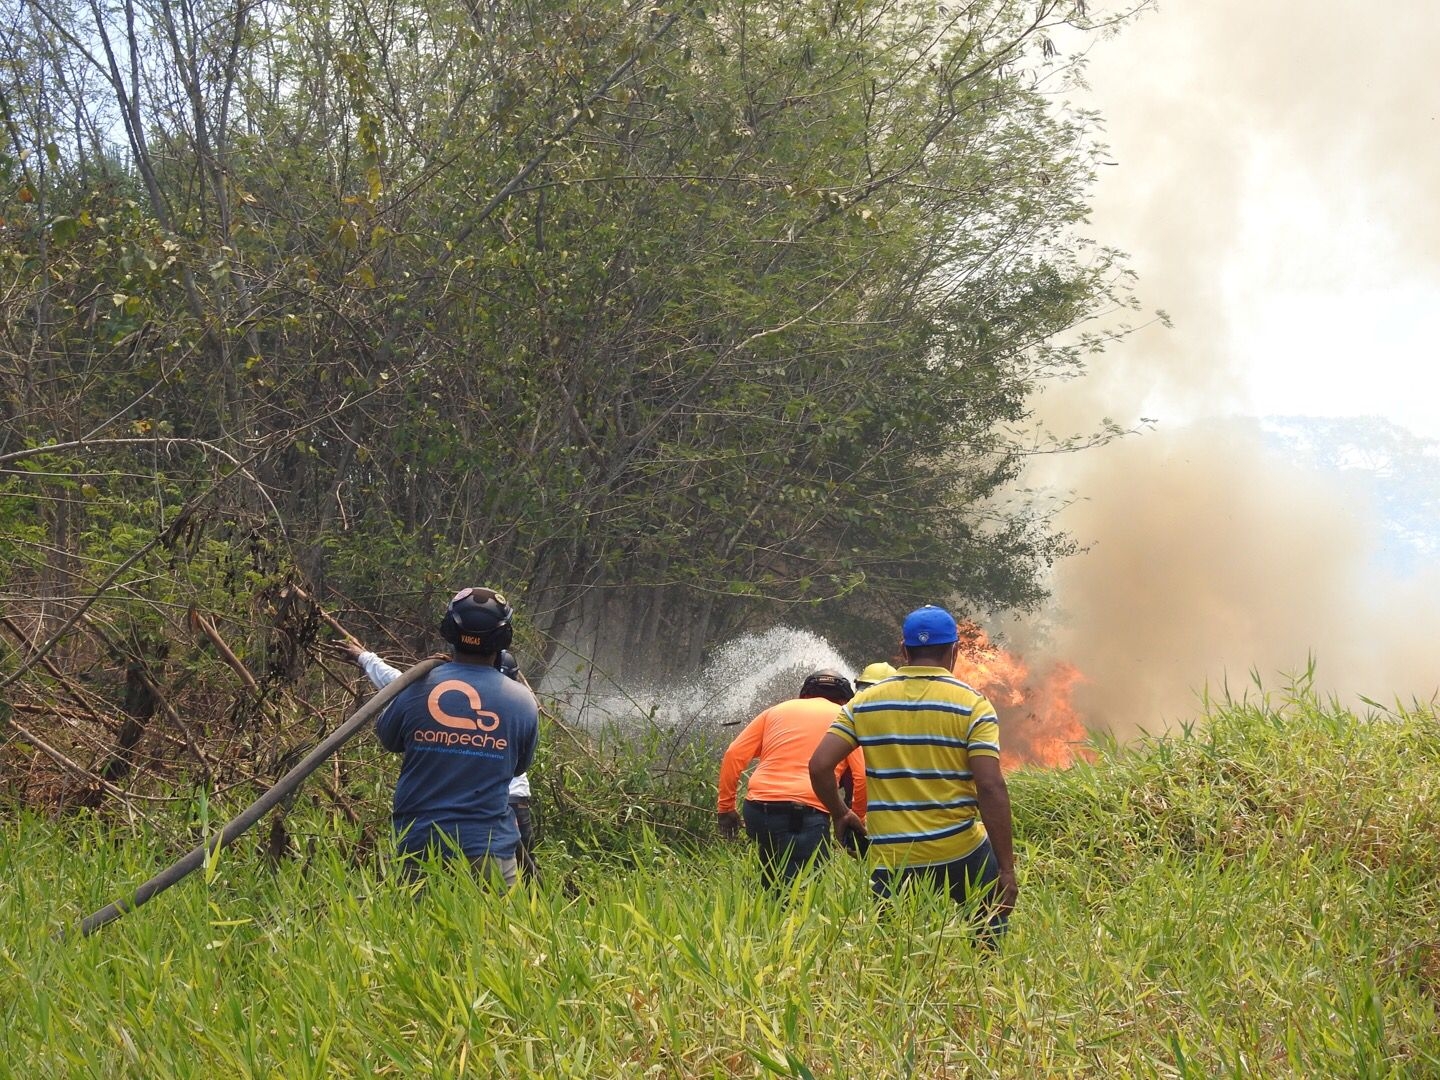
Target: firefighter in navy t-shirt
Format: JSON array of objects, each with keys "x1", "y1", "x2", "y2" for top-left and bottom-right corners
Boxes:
[{"x1": 370, "y1": 587, "x2": 538, "y2": 886}]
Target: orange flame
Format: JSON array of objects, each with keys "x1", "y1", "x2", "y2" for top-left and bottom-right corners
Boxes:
[{"x1": 950, "y1": 623, "x2": 1093, "y2": 772}]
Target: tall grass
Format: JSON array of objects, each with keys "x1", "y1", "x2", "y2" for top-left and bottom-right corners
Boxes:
[{"x1": 2, "y1": 680, "x2": 1437, "y2": 1078}]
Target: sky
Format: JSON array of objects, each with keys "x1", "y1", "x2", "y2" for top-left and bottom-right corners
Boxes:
[{"x1": 1001, "y1": 0, "x2": 1440, "y2": 739}]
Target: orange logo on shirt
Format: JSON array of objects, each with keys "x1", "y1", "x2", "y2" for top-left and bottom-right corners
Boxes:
[{"x1": 426, "y1": 680, "x2": 502, "y2": 732}]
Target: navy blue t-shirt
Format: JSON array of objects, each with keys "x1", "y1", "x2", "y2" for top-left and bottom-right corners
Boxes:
[{"x1": 375, "y1": 661, "x2": 538, "y2": 859}]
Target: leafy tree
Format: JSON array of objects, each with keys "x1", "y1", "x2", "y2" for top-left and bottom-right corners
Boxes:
[{"x1": 0, "y1": 0, "x2": 1153, "y2": 798}]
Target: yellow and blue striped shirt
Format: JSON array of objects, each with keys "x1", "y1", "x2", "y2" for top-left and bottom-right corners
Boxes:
[{"x1": 828, "y1": 665, "x2": 1000, "y2": 868}]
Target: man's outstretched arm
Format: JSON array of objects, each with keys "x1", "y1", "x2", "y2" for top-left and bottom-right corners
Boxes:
[{"x1": 334, "y1": 640, "x2": 402, "y2": 690}]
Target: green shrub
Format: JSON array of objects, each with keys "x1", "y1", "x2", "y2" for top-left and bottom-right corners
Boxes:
[{"x1": 3, "y1": 683, "x2": 1438, "y2": 1078}]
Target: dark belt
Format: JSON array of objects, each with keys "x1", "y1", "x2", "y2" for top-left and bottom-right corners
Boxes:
[
  {"x1": 744, "y1": 799, "x2": 828, "y2": 830},
  {"x1": 745, "y1": 799, "x2": 826, "y2": 813}
]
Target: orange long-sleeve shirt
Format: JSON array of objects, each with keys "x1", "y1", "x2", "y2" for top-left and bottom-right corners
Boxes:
[{"x1": 717, "y1": 697, "x2": 866, "y2": 817}]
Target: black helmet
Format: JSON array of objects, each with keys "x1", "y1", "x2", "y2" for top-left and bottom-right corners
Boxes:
[
  {"x1": 438, "y1": 587, "x2": 514, "y2": 654},
  {"x1": 799, "y1": 669, "x2": 854, "y2": 705},
  {"x1": 498, "y1": 648, "x2": 520, "y2": 681}
]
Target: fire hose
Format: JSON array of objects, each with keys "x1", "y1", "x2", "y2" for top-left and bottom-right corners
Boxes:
[{"x1": 76, "y1": 655, "x2": 443, "y2": 937}]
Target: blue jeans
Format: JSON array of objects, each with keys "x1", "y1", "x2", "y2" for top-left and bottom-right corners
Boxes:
[
  {"x1": 742, "y1": 799, "x2": 831, "y2": 890},
  {"x1": 870, "y1": 838, "x2": 1008, "y2": 942}
]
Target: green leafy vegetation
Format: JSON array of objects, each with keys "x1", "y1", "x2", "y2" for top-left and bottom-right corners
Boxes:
[
  {"x1": 3, "y1": 685, "x2": 1435, "y2": 1077},
  {"x1": 0, "y1": 0, "x2": 1155, "y2": 704}
]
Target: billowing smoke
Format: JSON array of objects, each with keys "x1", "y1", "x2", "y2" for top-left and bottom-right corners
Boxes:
[
  {"x1": 1006, "y1": 2, "x2": 1440, "y2": 738},
  {"x1": 1009, "y1": 423, "x2": 1440, "y2": 739},
  {"x1": 1054, "y1": 0, "x2": 1440, "y2": 432}
]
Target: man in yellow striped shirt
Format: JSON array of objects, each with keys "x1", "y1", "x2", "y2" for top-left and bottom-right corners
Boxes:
[{"x1": 808, "y1": 605, "x2": 1016, "y2": 938}]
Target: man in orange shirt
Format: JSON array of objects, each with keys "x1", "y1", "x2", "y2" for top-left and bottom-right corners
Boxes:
[{"x1": 717, "y1": 670, "x2": 867, "y2": 890}]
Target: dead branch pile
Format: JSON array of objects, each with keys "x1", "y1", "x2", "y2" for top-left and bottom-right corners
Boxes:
[{"x1": 0, "y1": 585, "x2": 382, "y2": 844}]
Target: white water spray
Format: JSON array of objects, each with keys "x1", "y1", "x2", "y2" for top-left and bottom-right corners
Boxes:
[{"x1": 541, "y1": 626, "x2": 859, "y2": 737}]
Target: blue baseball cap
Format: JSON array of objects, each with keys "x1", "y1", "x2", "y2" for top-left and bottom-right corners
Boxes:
[{"x1": 902, "y1": 605, "x2": 958, "y2": 647}]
